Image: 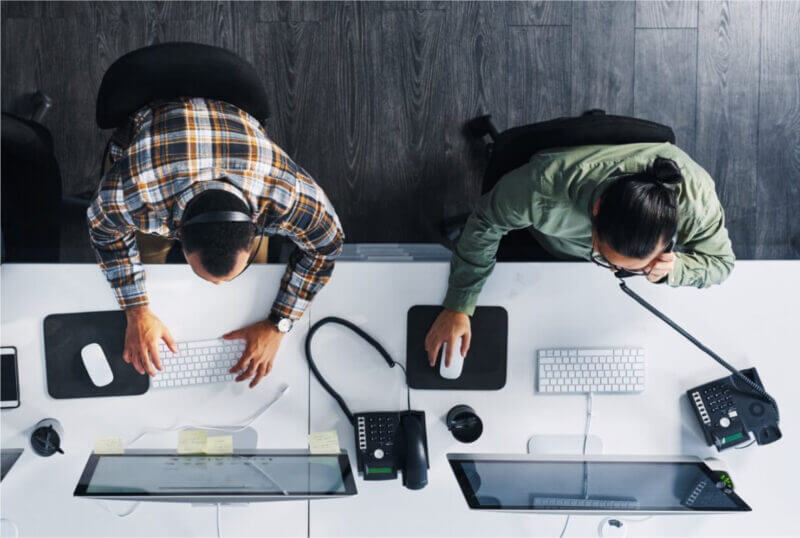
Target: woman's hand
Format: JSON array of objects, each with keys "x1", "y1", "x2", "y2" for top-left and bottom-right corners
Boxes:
[
  {"x1": 646, "y1": 252, "x2": 676, "y2": 283},
  {"x1": 424, "y1": 309, "x2": 471, "y2": 367}
]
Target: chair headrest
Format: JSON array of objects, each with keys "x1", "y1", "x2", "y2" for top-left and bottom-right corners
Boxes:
[
  {"x1": 1, "y1": 112, "x2": 54, "y2": 162},
  {"x1": 95, "y1": 42, "x2": 269, "y2": 129}
]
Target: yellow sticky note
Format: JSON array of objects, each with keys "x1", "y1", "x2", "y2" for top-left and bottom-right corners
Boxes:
[
  {"x1": 309, "y1": 430, "x2": 340, "y2": 454},
  {"x1": 204, "y1": 435, "x2": 234, "y2": 455},
  {"x1": 178, "y1": 429, "x2": 207, "y2": 454},
  {"x1": 94, "y1": 437, "x2": 124, "y2": 454}
]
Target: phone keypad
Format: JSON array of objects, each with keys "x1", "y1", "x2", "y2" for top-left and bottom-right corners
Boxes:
[
  {"x1": 357, "y1": 413, "x2": 399, "y2": 459},
  {"x1": 702, "y1": 385, "x2": 734, "y2": 413}
]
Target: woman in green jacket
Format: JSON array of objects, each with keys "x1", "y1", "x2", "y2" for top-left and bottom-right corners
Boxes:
[{"x1": 425, "y1": 142, "x2": 735, "y2": 367}]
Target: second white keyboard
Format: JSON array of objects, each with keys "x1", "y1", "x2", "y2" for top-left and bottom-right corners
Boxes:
[
  {"x1": 536, "y1": 347, "x2": 646, "y2": 394},
  {"x1": 153, "y1": 339, "x2": 246, "y2": 389}
]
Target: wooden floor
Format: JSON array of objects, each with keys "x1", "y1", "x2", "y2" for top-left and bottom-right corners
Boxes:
[{"x1": 2, "y1": 1, "x2": 799, "y2": 259}]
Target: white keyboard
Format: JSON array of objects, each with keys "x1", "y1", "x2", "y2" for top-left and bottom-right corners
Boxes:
[
  {"x1": 536, "y1": 347, "x2": 646, "y2": 394},
  {"x1": 152, "y1": 339, "x2": 246, "y2": 389}
]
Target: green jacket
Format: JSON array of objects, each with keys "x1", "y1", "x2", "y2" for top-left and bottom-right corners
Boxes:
[{"x1": 444, "y1": 143, "x2": 735, "y2": 316}]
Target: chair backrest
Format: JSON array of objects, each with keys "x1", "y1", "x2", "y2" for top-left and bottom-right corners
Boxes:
[
  {"x1": 95, "y1": 42, "x2": 269, "y2": 129},
  {"x1": 1, "y1": 113, "x2": 62, "y2": 262},
  {"x1": 482, "y1": 111, "x2": 675, "y2": 194}
]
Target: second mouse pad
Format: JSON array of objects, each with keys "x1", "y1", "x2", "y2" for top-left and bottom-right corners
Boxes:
[{"x1": 406, "y1": 305, "x2": 507, "y2": 390}]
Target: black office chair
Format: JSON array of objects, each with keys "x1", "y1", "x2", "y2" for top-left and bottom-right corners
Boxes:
[
  {"x1": 95, "y1": 42, "x2": 273, "y2": 261},
  {"x1": 442, "y1": 110, "x2": 675, "y2": 261},
  {"x1": 1, "y1": 97, "x2": 63, "y2": 262},
  {"x1": 96, "y1": 42, "x2": 269, "y2": 130}
]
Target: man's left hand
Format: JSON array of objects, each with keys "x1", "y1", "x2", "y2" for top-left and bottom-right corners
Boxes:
[
  {"x1": 646, "y1": 252, "x2": 676, "y2": 283},
  {"x1": 223, "y1": 320, "x2": 285, "y2": 388}
]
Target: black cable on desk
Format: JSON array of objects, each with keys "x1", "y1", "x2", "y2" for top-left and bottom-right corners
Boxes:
[
  {"x1": 618, "y1": 279, "x2": 779, "y2": 419},
  {"x1": 305, "y1": 317, "x2": 411, "y2": 426}
]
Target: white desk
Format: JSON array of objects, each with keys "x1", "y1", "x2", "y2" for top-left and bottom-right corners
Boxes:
[
  {"x1": 2, "y1": 261, "x2": 799, "y2": 537},
  {"x1": 0, "y1": 265, "x2": 310, "y2": 537}
]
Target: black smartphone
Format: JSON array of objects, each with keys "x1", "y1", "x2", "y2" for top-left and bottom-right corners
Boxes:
[{"x1": 1, "y1": 347, "x2": 20, "y2": 409}]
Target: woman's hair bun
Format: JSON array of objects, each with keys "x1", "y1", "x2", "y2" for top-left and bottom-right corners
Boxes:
[{"x1": 650, "y1": 157, "x2": 683, "y2": 184}]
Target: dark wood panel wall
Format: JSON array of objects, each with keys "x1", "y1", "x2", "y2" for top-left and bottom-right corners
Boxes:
[{"x1": 2, "y1": 1, "x2": 799, "y2": 259}]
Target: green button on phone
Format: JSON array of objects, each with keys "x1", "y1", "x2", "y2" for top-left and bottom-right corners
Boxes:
[
  {"x1": 367, "y1": 467, "x2": 393, "y2": 474},
  {"x1": 723, "y1": 432, "x2": 743, "y2": 444}
]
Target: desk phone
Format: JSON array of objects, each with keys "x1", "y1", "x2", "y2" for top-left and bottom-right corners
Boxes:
[
  {"x1": 355, "y1": 411, "x2": 427, "y2": 483},
  {"x1": 687, "y1": 368, "x2": 781, "y2": 450}
]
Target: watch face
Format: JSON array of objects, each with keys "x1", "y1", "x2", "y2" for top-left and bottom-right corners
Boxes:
[{"x1": 277, "y1": 318, "x2": 293, "y2": 333}]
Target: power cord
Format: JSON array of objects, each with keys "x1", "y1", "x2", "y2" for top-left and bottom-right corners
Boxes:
[
  {"x1": 216, "y1": 503, "x2": 222, "y2": 538},
  {"x1": 126, "y1": 383, "x2": 290, "y2": 445},
  {"x1": 0, "y1": 518, "x2": 19, "y2": 538},
  {"x1": 560, "y1": 393, "x2": 594, "y2": 538},
  {"x1": 97, "y1": 500, "x2": 141, "y2": 518}
]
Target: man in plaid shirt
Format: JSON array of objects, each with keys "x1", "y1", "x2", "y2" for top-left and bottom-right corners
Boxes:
[{"x1": 88, "y1": 98, "x2": 343, "y2": 387}]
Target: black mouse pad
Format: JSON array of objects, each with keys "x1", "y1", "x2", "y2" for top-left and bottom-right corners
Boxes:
[
  {"x1": 406, "y1": 305, "x2": 507, "y2": 390},
  {"x1": 43, "y1": 310, "x2": 149, "y2": 399}
]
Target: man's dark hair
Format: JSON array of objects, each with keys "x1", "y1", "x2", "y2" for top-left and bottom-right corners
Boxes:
[
  {"x1": 593, "y1": 157, "x2": 682, "y2": 259},
  {"x1": 180, "y1": 190, "x2": 255, "y2": 277}
]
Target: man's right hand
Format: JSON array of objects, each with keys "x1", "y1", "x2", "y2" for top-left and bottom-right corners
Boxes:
[
  {"x1": 123, "y1": 305, "x2": 177, "y2": 376},
  {"x1": 424, "y1": 309, "x2": 471, "y2": 367}
]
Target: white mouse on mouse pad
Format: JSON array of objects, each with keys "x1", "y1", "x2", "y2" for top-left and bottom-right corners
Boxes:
[
  {"x1": 439, "y1": 338, "x2": 465, "y2": 380},
  {"x1": 81, "y1": 343, "x2": 114, "y2": 387}
]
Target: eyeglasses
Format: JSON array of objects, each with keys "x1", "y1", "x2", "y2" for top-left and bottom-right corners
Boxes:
[
  {"x1": 590, "y1": 251, "x2": 650, "y2": 276},
  {"x1": 590, "y1": 238, "x2": 676, "y2": 279}
]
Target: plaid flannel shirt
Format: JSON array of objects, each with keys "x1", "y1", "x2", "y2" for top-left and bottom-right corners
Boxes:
[{"x1": 88, "y1": 98, "x2": 343, "y2": 321}]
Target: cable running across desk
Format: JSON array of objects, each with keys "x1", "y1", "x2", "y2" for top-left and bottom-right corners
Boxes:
[
  {"x1": 560, "y1": 393, "x2": 593, "y2": 538},
  {"x1": 125, "y1": 383, "x2": 289, "y2": 446}
]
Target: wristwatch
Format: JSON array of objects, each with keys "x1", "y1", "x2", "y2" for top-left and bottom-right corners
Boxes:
[{"x1": 267, "y1": 312, "x2": 294, "y2": 333}]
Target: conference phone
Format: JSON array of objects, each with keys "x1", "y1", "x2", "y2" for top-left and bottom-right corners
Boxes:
[{"x1": 306, "y1": 317, "x2": 429, "y2": 490}]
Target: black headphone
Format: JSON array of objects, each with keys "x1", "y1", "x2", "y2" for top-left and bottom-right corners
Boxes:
[{"x1": 178, "y1": 210, "x2": 255, "y2": 229}]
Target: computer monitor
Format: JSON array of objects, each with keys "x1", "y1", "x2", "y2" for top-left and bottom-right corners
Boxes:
[
  {"x1": 74, "y1": 449, "x2": 357, "y2": 503},
  {"x1": 448, "y1": 454, "x2": 751, "y2": 514}
]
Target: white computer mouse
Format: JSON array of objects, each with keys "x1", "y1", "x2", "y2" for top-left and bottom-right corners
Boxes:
[
  {"x1": 439, "y1": 338, "x2": 465, "y2": 380},
  {"x1": 81, "y1": 343, "x2": 114, "y2": 387}
]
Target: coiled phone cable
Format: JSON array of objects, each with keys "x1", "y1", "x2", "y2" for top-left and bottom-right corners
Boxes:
[{"x1": 305, "y1": 317, "x2": 411, "y2": 425}]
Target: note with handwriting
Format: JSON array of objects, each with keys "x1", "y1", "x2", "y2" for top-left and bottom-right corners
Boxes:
[
  {"x1": 178, "y1": 429, "x2": 207, "y2": 454},
  {"x1": 309, "y1": 430, "x2": 340, "y2": 454},
  {"x1": 94, "y1": 437, "x2": 124, "y2": 454},
  {"x1": 205, "y1": 435, "x2": 234, "y2": 455}
]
